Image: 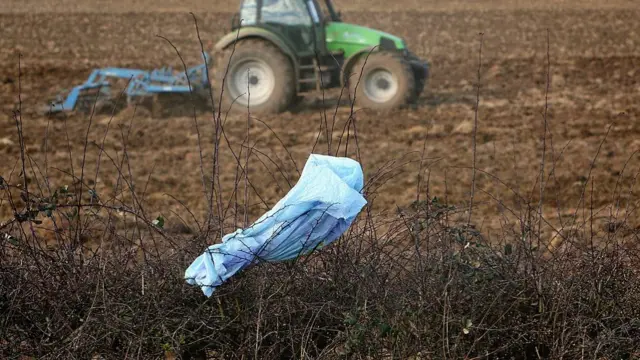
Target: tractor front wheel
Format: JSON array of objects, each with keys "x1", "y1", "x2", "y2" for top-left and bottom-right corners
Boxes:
[
  {"x1": 212, "y1": 39, "x2": 296, "y2": 115},
  {"x1": 348, "y1": 51, "x2": 415, "y2": 112}
]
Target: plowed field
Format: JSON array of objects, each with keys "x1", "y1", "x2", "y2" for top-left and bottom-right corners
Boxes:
[{"x1": 1, "y1": 1, "x2": 639, "y2": 241}]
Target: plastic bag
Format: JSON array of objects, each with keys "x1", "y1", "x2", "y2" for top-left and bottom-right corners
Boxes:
[{"x1": 184, "y1": 154, "x2": 367, "y2": 297}]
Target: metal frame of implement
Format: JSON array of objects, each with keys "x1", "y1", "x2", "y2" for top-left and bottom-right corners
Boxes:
[{"x1": 45, "y1": 52, "x2": 211, "y2": 114}]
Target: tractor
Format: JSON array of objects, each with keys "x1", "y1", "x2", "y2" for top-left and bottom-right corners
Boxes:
[{"x1": 209, "y1": 0, "x2": 429, "y2": 114}]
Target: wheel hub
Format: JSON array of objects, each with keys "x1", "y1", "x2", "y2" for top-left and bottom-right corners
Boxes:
[
  {"x1": 229, "y1": 59, "x2": 275, "y2": 106},
  {"x1": 376, "y1": 78, "x2": 390, "y2": 90},
  {"x1": 364, "y1": 69, "x2": 398, "y2": 104}
]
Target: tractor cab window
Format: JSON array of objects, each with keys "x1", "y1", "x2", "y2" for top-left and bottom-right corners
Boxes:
[
  {"x1": 263, "y1": 0, "x2": 314, "y2": 25},
  {"x1": 239, "y1": 0, "x2": 315, "y2": 26},
  {"x1": 239, "y1": 0, "x2": 321, "y2": 53},
  {"x1": 238, "y1": 0, "x2": 255, "y2": 25}
]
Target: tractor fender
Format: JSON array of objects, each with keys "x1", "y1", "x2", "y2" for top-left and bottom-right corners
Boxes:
[
  {"x1": 340, "y1": 46, "x2": 378, "y2": 87},
  {"x1": 214, "y1": 27, "x2": 299, "y2": 85}
]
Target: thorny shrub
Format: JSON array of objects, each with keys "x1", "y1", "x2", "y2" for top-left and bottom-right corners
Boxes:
[{"x1": 2, "y1": 174, "x2": 640, "y2": 359}]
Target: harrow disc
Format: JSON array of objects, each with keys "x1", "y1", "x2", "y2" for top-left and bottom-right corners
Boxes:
[{"x1": 75, "y1": 86, "x2": 114, "y2": 114}]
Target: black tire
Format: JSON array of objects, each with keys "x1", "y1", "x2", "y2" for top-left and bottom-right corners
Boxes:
[
  {"x1": 414, "y1": 70, "x2": 426, "y2": 100},
  {"x1": 407, "y1": 51, "x2": 427, "y2": 101},
  {"x1": 347, "y1": 51, "x2": 415, "y2": 112},
  {"x1": 211, "y1": 39, "x2": 296, "y2": 115}
]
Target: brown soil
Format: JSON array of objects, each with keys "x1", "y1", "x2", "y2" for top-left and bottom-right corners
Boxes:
[{"x1": 1, "y1": 1, "x2": 639, "y2": 242}]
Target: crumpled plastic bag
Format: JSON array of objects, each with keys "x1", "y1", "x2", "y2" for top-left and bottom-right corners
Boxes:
[{"x1": 184, "y1": 154, "x2": 367, "y2": 297}]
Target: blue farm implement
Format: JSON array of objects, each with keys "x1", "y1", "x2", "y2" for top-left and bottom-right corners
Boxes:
[{"x1": 43, "y1": 52, "x2": 212, "y2": 116}]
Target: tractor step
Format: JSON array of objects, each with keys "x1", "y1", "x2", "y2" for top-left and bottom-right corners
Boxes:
[
  {"x1": 297, "y1": 56, "x2": 341, "y2": 92},
  {"x1": 299, "y1": 64, "x2": 332, "y2": 72}
]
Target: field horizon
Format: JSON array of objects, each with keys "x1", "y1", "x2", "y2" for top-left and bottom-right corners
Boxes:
[{"x1": 2, "y1": 0, "x2": 639, "y2": 13}]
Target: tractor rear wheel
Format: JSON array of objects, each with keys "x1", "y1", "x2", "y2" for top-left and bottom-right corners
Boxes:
[
  {"x1": 347, "y1": 51, "x2": 415, "y2": 112},
  {"x1": 212, "y1": 39, "x2": 296, "y2": 115}
]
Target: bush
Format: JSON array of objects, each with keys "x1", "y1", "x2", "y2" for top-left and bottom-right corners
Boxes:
[{"x1": 2, "y1": 180, "x2": 640, "y2": 359}]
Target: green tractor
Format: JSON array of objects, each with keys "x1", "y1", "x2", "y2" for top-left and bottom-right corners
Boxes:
[{"x1": 209, "y1": 0, "x2": 429, "y2": 114}]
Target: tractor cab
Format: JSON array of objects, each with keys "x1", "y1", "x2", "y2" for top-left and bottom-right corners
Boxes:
[
  {"x1": 233, "y1": 0, "x2": 334, "y2": 57},
  {"x1": 233, "y1": 0, "x2": 342, "y2": 27}
]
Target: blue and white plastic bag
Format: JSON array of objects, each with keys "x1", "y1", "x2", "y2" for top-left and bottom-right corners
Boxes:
[{"x1": 185, "y1": 154, "x2": 367, "y2": 297}]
